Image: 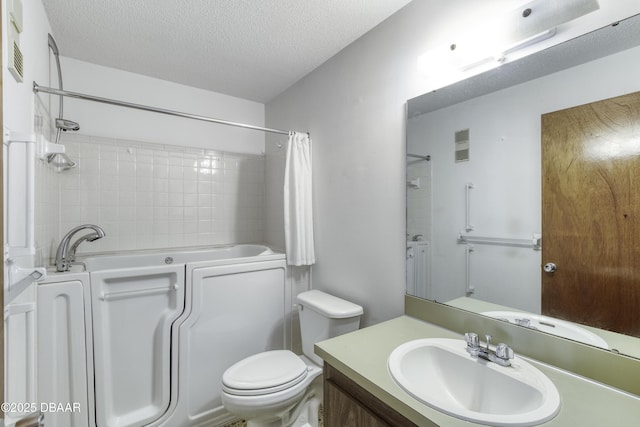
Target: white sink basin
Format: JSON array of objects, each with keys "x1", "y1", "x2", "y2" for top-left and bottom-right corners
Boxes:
[
  {"x1": 388, "y1": 338, "x2": 560, "y2": 426},
  {"x1": 482, "y1": 311, "x2": 609, "y2": 349}
]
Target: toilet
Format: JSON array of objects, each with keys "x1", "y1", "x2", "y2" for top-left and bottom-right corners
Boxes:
[{"x1": 221, "y1": 290, "x2": 363, "y2": 427}]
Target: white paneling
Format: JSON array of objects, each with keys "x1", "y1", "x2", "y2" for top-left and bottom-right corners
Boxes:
[
  {"x1": 89, "y1": 265, "x2": 185, "y2": 427},
  {"x1": 37, "y1": 279, "x2": 90, "y2": 427},
  {"x1": 162, "y1": 259, "x2": 287, "y2": 426},
  {"x1": 5, "y1": 139, "x2": 35, "y2": 256},
  {"x1": 5, "y1": 303, "x2": 36, "y2": 424}
]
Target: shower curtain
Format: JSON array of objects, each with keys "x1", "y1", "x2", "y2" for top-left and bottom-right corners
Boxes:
[{"x1": 284, "y1": 132, "x2": 315, "y2": 266}]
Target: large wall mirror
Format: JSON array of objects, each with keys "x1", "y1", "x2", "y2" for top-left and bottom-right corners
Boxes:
[{"x1": 406, "y1": 13, "x2": 640, "y2": 360}]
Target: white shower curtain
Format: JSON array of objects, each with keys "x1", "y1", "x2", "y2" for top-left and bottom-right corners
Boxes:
[{"x1": 284, "y1": 132, "x2": 315, "y2": 266}]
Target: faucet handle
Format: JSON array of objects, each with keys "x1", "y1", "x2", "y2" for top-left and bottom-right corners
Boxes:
[
  {"x1": 495, "y1": 343, "x2": 515, "y2": 360},
  {"x1": 465, "y1": 332, "x2": 479, "y2": 348}
]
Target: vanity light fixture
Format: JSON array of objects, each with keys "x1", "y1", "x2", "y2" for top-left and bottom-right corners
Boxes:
[{"x1": 418, "y1": 0, "x2": 600, "y2": 89}]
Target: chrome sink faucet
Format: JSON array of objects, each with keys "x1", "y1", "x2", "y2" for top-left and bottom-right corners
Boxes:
[
  {"x1": 55, "y1": 224, "x2": 105, "y2": 272},
  {"x1": 465, "y1": 333, "x2": 515, "y2": 367}
]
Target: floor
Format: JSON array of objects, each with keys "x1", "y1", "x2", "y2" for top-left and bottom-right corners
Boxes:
[{"x1": 221, "y1": 405, "x2": 324, "y2": 427}]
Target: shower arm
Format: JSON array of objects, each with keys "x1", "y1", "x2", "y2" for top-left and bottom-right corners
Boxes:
[{"x1": 48, "y1": 34, "x2": 65, "y2": 144}]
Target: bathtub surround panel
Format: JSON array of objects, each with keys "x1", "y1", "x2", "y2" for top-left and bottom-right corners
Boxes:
[
  {"x1": 37, "y1": 279, "x2": 91, "y2": 427},
  {"x1": 91, "y1": 265, "x2": 185, "y2": 427},
  {"x1": 34, "y1": 96, "x2": 61, "y2": 265},
  {"x1": 37, "y1": 246, "x2": 287, "y2": 427},
  {"x1": 167, "y1": 260, "x2": 288, "y2": 425},
  {"x1": 37, "y1": 133, "x2": 266, "y2": 262}
]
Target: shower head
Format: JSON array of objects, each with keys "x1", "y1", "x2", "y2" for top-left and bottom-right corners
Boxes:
[{"x1": 56, "y1": 118, "x2": 80, "y2": 132}]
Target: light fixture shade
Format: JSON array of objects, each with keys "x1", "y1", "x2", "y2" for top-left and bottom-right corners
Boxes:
[
  {"x1": 418, "y1": 0, "x2": 600, "y2": 85},
  {"x1": 498, "y1": 0, "x2": 599, "y2": 51}
]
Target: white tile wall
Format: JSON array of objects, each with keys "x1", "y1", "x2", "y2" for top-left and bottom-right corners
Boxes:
[
  {"x1": 34, "y1": 98, "x2": 61, "y2": 265},
  {"x1": 36, "y1": 133, "x2": 266, "y2": 264},
  {"x1": 406, "y1": 159, "x2": 431, "y2": 242}
]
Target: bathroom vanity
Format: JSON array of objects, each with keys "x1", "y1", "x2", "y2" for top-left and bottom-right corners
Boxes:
[
  {"x1": 316, "y1": 315, "x2": 640, "y2": 426},
  {"x1": 324, "y1": 364, "x2": 417, "y2": 426}
]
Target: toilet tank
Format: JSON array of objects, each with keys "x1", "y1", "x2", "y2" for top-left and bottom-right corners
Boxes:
[{"x1": 296, "y1": 290, "x2": 363, "y2": 366}]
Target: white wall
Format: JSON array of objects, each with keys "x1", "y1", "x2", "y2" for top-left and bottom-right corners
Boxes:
[
  {"x1": 59, "y1": 57, "x2": 266, "y2": 154},
  {"x1": 264, "y1": 0, "x2": 503, "y2": 326},
  {"x1": 4, "y1": 0, "x2": 272, "y2": 268},
  {"x1": 3, "y1": 2, "x2": 54, "y2": 423},
  {"x1": 3, "y1": 0, "x2": 56, "y2": 273},
  {"x1": 264, "y1": 0, "x2": 640, "y2": 327},
  {"x1": 3, "y1": 0, "x2": 53, "y2": 135},
  {"x1": 31, "y1": 58, "x2": 270, "y2": 264}
]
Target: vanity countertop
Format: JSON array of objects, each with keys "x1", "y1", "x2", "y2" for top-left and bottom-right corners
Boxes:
[{"x1": 315, "y1": 315, "x2": 640, "y2": 426}]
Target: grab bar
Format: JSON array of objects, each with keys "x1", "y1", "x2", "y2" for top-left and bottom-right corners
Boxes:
[
  {"x1": 6, "y1": 267, "x2": 47, "y2": 305},
  {"x1": 465, "y1": 244, "x2": 475, "y2": 294},
  {"x1": 100, "y1": 283, "x2": 179, "y2": 301},
  {"x1": 407, "y1": 153, "x2": 430, "y2": 161},
  {"x1": 458, "y1": 234, "x2": 542, "y2": 250},
  {"x1": 464, "y1": 183, "x2": 474, "y2": 232}
]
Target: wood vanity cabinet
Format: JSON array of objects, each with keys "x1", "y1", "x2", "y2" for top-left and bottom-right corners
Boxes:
[{"x1": 324, "y1": 364, "x2": 419, "y2": 427}]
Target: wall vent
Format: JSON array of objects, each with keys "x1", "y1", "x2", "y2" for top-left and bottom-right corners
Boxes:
[
  {"x1": 8, "y1": 0, "x2": 25, "y2": 84},
  {"x1": 9, "y1": 39, "x2": 24, "y2": 82},
  {"x1": 455, "y1": 129, "x2": 470, "y2": 163}
]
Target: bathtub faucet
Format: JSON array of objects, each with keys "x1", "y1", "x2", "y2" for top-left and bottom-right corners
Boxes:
[{"x1": 55, "y1": 224, "x2": 106, "y2": 272}]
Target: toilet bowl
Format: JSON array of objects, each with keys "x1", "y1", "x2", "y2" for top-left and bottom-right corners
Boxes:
[{"x1": 221, "y1": 290, "x2": 363, "y2": 427}]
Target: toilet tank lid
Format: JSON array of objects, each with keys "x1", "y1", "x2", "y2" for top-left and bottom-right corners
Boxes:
[{"x1": 296, "y1": 290, "x2": 363, "y2": 318}]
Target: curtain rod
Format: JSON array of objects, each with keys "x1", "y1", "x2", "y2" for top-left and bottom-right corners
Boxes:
[{"x1": 33, "y1": 82, "x2": 301, "y2": 137}]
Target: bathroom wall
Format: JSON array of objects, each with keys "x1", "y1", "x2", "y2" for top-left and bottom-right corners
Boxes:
[
  {"x1": 3, "y1": 0, "x2": 53, "y2": 136},
  {"x1": 37, "y1": 133, "x2": 265, "y2": 262},
  {"x1": 264, "y1": 0, "x2": 640, "y2": 327},
  {"x1": 5, "y1": 0, "x2": 275, "y2": 266},
  {"x1": 3, "y1": 0, "x2": 54, "y2": 260},
  {"x1": 33, "y1": 63, "x2": 269, "y2": 263},
  {"x1": 265, "y1": 0, "x2": 520, "y2": 327},
  {"x1": 58, "y1": 57, "x2": 266, "y2": 154}
]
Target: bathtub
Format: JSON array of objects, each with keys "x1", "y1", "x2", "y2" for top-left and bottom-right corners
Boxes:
[
  {"x1": 81, "y1": 244, "x2": 281, "y2": 271},
  {"x1": 38, "y1": 244, "x2": 288, "y2": 427}
]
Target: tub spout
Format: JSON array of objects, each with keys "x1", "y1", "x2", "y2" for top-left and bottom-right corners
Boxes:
[{"x1": 55, "y1": 224, "x2": 105, "y2": 272}]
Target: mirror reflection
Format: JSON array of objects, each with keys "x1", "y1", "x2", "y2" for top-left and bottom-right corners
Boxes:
[{"x1": 406, "y1": 14, "x2": 640, "y2": 359}]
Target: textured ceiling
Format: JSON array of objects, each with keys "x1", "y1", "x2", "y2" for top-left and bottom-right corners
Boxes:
[{"x1": 41, "y1": 0, "x2": 411, "y2": 103}]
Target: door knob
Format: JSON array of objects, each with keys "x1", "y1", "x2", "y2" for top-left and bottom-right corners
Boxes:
[{"x1": 543, "y1": 263, "x2": 557, "y2": 273}]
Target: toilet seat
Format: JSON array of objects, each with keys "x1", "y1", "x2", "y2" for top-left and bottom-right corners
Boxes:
[{"x1": 222, "y1": 350, "x2": 308, "y2": 396}]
